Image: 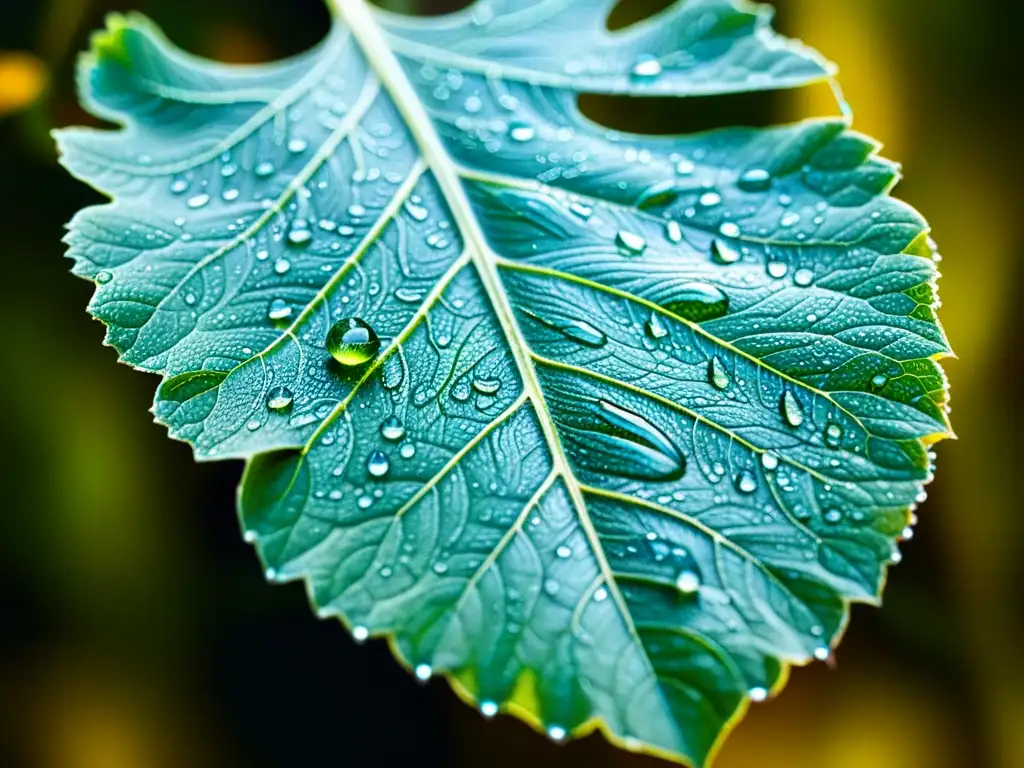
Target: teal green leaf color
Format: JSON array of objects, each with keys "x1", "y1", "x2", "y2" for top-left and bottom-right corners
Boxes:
[{"x1": 55, "y1": 1, "x2": 951, "y2": 764}]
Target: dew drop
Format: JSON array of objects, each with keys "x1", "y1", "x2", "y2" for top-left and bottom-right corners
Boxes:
[
  {"x1": 480, "y1": 701, "x2": 498, "y2": 718},
  {"x1": 738, "y1": 168, "x2": 772, "y2": 192},
  {"x1": 95, "y1": 271, "x2": 113, "y2": 285},
  {"x1": 255, "y1": 161, "x2": 275, "y2": 177},
  {"x1": 555, "y1": 545, "x2": 572, "y2": 559},
  {"x1": 675, "y1": 569, "x2": 701, "y2": 595},
  {"x1": 736, "y1": 470, "x2": 758, "y2": 494},
  {"x1": 415, "y1": 664, "x2": 432, "y2": 682},
  {"x1": 326, "y1": 317, "x2": 381, "y2": 367},
  {"x1": 395, "y1": 287, "x2": 425, "y2": 303},
  {"x1": 352, "y1": 625, "x2": 369, "y2": 643},
  {"x1": 187, "y1": 193, "x2": 210, "y2": 209},
  {"x1": 267, "y1": 298, "x2": 292, "y2": 322},
  {"x1": 508, "y1": 121, "x2": 536, "y2": 142},
  {"x1": 767, "y1": 261, "x2": 788, "y2": 279},
  {"x1": 719, "y1": 222, "x2": 741, "y2": 238},
  {"x1": 266, "y1": 386, "x2": 294, "y2": 412},
  {"x1": 749, "y1": 687, "x2": 769, "y2": 702},
  {"x1": 665, "y1": 220, "x2": 683, "y2": 244},
  {"x1": 274, "y1": 258, "x2": 291, "y2": 275},
  {"x1": 646, "y1": 312, "x2": 669, "y2": 340},
  {"x1": 711, "y1": 239, "x2": 741, "y2": 264},
  {"x1": 630, "y1": 54, "x2": 663, "y2": 79},
  {"x1": 780, "y1": 391, "x2": 804, "y2": 428},
  {"x1": 222, "y1": 188, "x2": 240, "y2": 202},
  {"x1": 380, "y1": 415, "x2": 406, "y2": 441},
  {"x1": 472, "y1": 377, "x2": 502, "y2": 396},
  {"x1": 288, "y1": 222, "x2": 312, "y2": 246},
  {"x1": 560, "y1": 320, "x2": 607, "y2": 348},
  {"x1": 404, "y1": 200, "x2": 429, "y2": 222},
  {"x1": 615, "y1": 230, "x2": 647, "y2": 256},
  {"x1": 872, "y1": 374, "x2": 888, "y2": 389},
  {"x1": 823, "y1": 509, "x2": 842, "y2": 524},
  {"x1": 824, "y1": 423, "x2": 843, "y2": 449},
  {"x1": 287, "y1": 138, "x2": 308, "y2": 153},
  {"x1": 814, "y1": 646, "x2": 831, "y2": 661},
  {"x1": 675, "y1": 158, "x2": 696, "y2": 175},
  {"x1": 594, "y1": 587, "x2": 608, "y2": 602},
  {"x1": 170, "y1": 178, "x2": 189, "y2": 194},
  {"x1": 663, "y1": 282, "x2": 730, "y2": 322},
  {"x1": 761, "y1": 452, "x2": 780, "y2": 471},
  {"x1": 699, "y1": 191, "x2": 722, "y2": 207},
  {"x1": 367, "y1": 450, "x2": 390, "y2": 478},
  {"x1": 399, "y1": 441, "x2": 416, "y2": 459},
  {"x1": 587, "y1": 399, "x2": 687, "y2": 482},
  {"x1": 547, "y1": 725, "x2": 567, "y2": 742},
  {"x1": 708, "y1": 356, "x2": 730, "y2": 390},
  {"x1": 569, "y1": 201, "x2": 593, "y2": 220},
  {"x1": 794, "y1": 268, "x2": 814, "y2": 287},
  {"x1": 780, "y1": 212, "x2": 801, "y2": 228}
]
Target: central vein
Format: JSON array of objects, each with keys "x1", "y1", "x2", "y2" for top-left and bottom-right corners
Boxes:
[{"x1": 331, "y1": 0, "x2": 642, "y2": 639}]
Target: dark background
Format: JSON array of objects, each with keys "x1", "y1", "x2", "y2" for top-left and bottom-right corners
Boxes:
[{"x1": 0, "y1": 1, "x2": 1021, "y2": 766}]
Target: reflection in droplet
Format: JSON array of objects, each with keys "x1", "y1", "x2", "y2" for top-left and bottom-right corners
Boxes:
[
  {"x1": 781, "y1": 391, "x2": 804, "y2": 428},
  {"x1": 326, "y1": 317, "x2": 381, "y2": 367},
  {"x1": 663, "y1": 282, "x2": 729, "y2": 322},
  {"x1": 266, "y1": 386, "x2": 294, "y2": 412}
]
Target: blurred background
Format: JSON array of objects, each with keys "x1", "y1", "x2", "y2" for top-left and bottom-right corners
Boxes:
[{"x1": 0, "y1": 0, "x2": 1020, "y2": 766}]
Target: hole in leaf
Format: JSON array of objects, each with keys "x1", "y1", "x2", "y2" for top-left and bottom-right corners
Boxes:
[
  {"x1": 578, "y1": 90, "x2": 785, "y2": 136},
  {"x1": 369, "y1": 0, "x2": 474, "y2": 16},
  {"x1": 606, "y1": 0, "x2": 677, "y2": 31}
]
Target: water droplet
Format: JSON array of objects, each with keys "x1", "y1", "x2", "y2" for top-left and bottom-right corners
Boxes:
[
  {"x1": 267, "y1": 298, "x2": 292, "y2": 322},
  {"x1": 780, "y1": 212, "x2": 801, "y2": 228},
  {"x1": 255, "y1": 161, "x2": 275, "y2": 177},
  {"x1": 594, "y1": 587, "x2": 608, "y2": 602},
  {"x1": 872, "y1": 374, "x2": 888, "y2": 389},
  {"x1": 738, "y1": 168, "x2": 772, "y2": 192},
  {"x1": 767, "y1": 261, "x2": 788, "y2": 279},
  {"x1": 433, "y1": 561, "x2": 449, "y2": 575},
  {"x1": 170, "y1": 178, "x2": 189, "y2": 194},
  {"x1": 676, "y1": 158, "x2": 696, "y2": 175},
  {"x1": 794, "y1": 268, "x2": 814, "y2": 287},
  {"x1": 749, "y1": 687, "x2": 768, "y2": 702},
  {"x1": 472, "y1": 377, "x2": 502, "y2": 396},
  {"x1": 395, "y1": 287, "x2": 424, "y2": 303},
  {"x1": 399, "y1": 441, "x2": 416, "y2": 459},
  {"x1": 274, "y1": 258, "x2": 291, "y2": 275},
  {"x1": 380, "y1": 415, "x2": 405, "y2": 441},
  {"x1": 415, "y1": 664, "x2": 432, "y2": 682},
  {"x1": 665, "y1": 220, "x2": 683, "y2": 243},
  {"x1": 675, "y1": 569, "x2": 701, "y2": 595},
  {"x1": 569, "y1": 201, "x2": 592, "y2": 220},
  {"x1": 184, "y1": 292, "x2": 197, "y2": 305},
  {"x1": 352, "y1": 625, "x2": 369, "y2": 643},
  {"x1": 699, "y1": 191, "x2": 722, "y2": 207},
  {"x1": 780, "y1": 391, "x2": 804, "y2": 428},
  {"x1": 287, "y1": 138, "x2": 308, "y2": 153},
  {"x1": 246, "y1": 418, "x2": 261, "y2": 431},
  {"x1": 582, "y1": 400, "x2": 687, "y2": 482},
  {"x1": 823, "y1": 509, "x2": 842, "y2": 524},
  {"x1": 508, "y1": 121, "x2": 536, "y2": 142},
  {"x1": 663, "y1": 282, "x2": 730, "y2": 322},
  {"x1": 547, "y1": 725, "x2": 567, "y2": 742},
  {"x1": 719, "y1": 222, "x2": 741, "y2": 238},
  {"x1": 560, "y1": 320, "x2": 607, "y2": 348},
  {"x1": 736, "y1": 471, "x2": 758, "y2": 494},
  {"x1": 630, "y1": 54, "x2": 662, "y2": 79},
  {"x1": 711, "y1": 239, "x2": 741, "y2": 264},
  {"x1": 556, "y1": 545, "x2": 572, "y2": 559},
  {"x1": 327, "y1": 317, "x2": 381, "y2": 367},
  {"x1": 187, "y1": 193, "x2": 210, "y2": 209},
  {"x1": 266, "y1": 386, "x2": 294, "y2": 412},
  {"x1": 761, "y1": 452, "x2": 779, "y2": 471},
  {"x1": 615, "y1": 230, "x2": 647, "y2": 256},
  {"x1": 824, "y1": 423, "x2": 843, "y2": 449},
  {"x1": 95, "y1": 271, "x2": 113, "y2": 285},
  {"x1": 480, "y1": 701, "x2": 498, "y2": 718},
  {"x1": 646, "y1": 312, "x2": 668, "y2": 340},
  {"x1": 708, "y1": 357, "x2": 730, "y2": 390},
  {"x1": 288, "y1": 222, "x2": 312, "y2": 246},
  {"x1": 404, "y1": 200, "x2": 429, "y2": 222},
  {"x1": 814, "y1": 646, "x2": 831, "y2": 661}
]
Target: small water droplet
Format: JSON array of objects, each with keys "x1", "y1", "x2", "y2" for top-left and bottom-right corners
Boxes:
[
  {"x1": 664, "y1": 220, "x2": 683, "y2": 244},
  {"x1": 480, "y1": 701, "x2": 498, "y2": 718},
  {"x1": 719, "y1": 222, "x2": 741, "y2": 238},
  {"x1": 266, "y1": 386, "x2": 294, "y2": 412},
  {"x1": 615, "y1": 230, "x2": 647, "y2": 256},
  {"x1": 415, "y1": 664, "x2": 432, "y2": 682},
  {"x1": 187, "y1": 193, "x2": 210, "y2": 209},
  {"x1": 352, "y1": 625, "x2": 369, "y2": 643},
  {"x1": 708, "y1": 357, "x2": 730, "y2": 390},
  {"x1": 287, "y1": 138, "x2": 308, "y2": 153},
  {"x1": 675, "y1": 569, "x2": 701, "y2": 595},
  {"x1": 288, "y1": 222, "x2": 312, "y2": 246},
  {"x1": 780, "y1": 391, "x2": 804, "y2": 428},
  {"x1": 872, "y1": 374, "x2": 888, "y2": 389},
  {"x1": 780, "y1": 212, "x2": 801, "y2": 228},
  {"x1": 646, "y1": 312, "x2": 668, "y2": 340},
  {"x1": 399, "y1": 441, "x2": 416, "y2": 459},
  {"x1": 738, "y1": 168, "x2": 772, "y2": 192},
  {"x1": 749, "y1": 687, "x2": 769, "y2": 702},
  {"x1": 404, "y1": 200, "x2": 429, "y2": 222},
  {"x1": 170, "y1": 178, "x2": 189, "y2": 194},
  {"x1": 761, "y1": 452, "x2": 779, "y2": 471},
  {"x1": 380, "y1": 415, "x2": 405, "y2": 442},
  {"x1": 255, "y1": 161, "x2": 275, "y2": 177},
  {"x1": 794, "y1": 268, "x2": 814, "y2": 287},
  {"x1": 824, "y1": 509, "x2": 842, "y2": 524},
  {"x1": 569, "y1": 201, "x2": 593, "y2": 220},
  {"x1": 814, "y1": 646, "x2": 831, "y2": 661},
  {"x1": 327, "y1": 318, "x2": 381, "y2": 367},
  {"x1": 767, "y1": 261, "x2": 788, "y2": 279},
  {"x1": 699, "y1": 191, "x2": 722, "y2": 207},
  {"x1": 95, "y1": 271, "x2": 113, "y2": 285},
  {"x1": 630, "y1": 54, "x2": 662, "y2": 78},
  {"x1": 246, "y1": 418, "x2": 261, "y2": 431},
  {"x1": 711, "y1": 239, "x2": 741, "y2": 264},
  {"x1": 824, "y1": 423, "x2": 843, "y2": 449},
  {"x1": 676, "y1": 158, "x2": 696, "y2": 175},
  {"x1": 736, "y1": 470, "x2": 758, "y2": 494},
  {"x1": 472, "y1": 377, "x2": 502, "y2": 396},
  {"x1": 274, "y1": 258, "x2": 291, "y2": 275},
  {"x1": 594, "y1": 587, "x2": 608, "y2": 602},
  {"x1": 508, "y1": 121, "x2": 536, "y2": 142},
  {"x1": 433, "y1": 561, "x2": 449, "y2": 575},
  {"x1": 267, "y1": 298, "x2": 292, "y2": 322},
  {"x1": 395, "y1": 287, "x2": 424, "y2": 303},
  {"x1": 547, "y1": 725, "x2": 567, "y2": 742},
  {"x1": 556, "y1": 545, "x2": 572, "y2": 559}
]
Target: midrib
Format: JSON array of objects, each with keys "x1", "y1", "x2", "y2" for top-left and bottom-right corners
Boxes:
[{"x1": 330, "y1": 0, "x2": 644, "y2": 641}]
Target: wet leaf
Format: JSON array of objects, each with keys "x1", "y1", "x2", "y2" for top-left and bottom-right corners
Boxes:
[{"x1": 55, "y1": 2, "x2": 951, "y2": 764}]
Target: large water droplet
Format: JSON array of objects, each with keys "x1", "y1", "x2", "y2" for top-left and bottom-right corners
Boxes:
[
  {"x1": 736, "y1": 470, "x2": 757, "y2": 494},
  {"x1": 663, "y1": 282, "x2": 729, "y2": 322},
  {"x1": 615, "y1": 230, "x2": 647, "y2": 256},
  {"x1": 575, "y1": 400, "x2": 687, "y2": 482},
  {"x1": 675, "y1": 569, "x2": 701, "y2": 595},
  {"x1": 780, "y1": 391, "x2": 804, "y2": 427},
  {"x1": 630, "y1": 54, "x2": 663, "y2": 79},
  {"x1": 738, "y1": 168, "x2": 772, "y2": 192},
  {"x1": 367, "y1": 450, "x2": 390, "y2": 478},
  {"x1": 711, "y1": 239, "x2": 741, "y2": 264},
  {"x1": 560, "y1": 320, "x2": 607, "y2": 348},
  {"x1": 708, "y1": 356, "x2": 730, "y2": 390},
  {"x1": 767, "y1": 261, "x2": 788, "y2": 279},
  {"x1": 266, "y1": 386, "x2": 294, "y2": 412},
  {"x1": 380, "y1": 415, "x2": 406, "y2": 441},
  {"x1": 327, "y1": 318, "x2": 381, "y2": 367},
  {"x1": 794, "y1": 268, "x2": 814, "y2": 287},
  {"x1": 761, "y1": 452, "x2": 779, "y2": 471},
  {"x1": 871, "y1": 373, "x2": 888, "y2": 389}
]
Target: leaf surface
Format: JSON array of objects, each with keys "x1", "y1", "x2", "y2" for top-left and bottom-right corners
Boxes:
[{"x1": 56, "y1": 1, "x2": 951, "y2": 764}]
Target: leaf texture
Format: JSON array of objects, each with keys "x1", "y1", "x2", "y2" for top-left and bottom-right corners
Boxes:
[{"x1": 55, "y1": 1, "x2": 952, "y2": 764}]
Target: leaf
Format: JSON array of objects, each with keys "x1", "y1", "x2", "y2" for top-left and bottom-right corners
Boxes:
[{"x1": 55, "y1": 1, "x2": 952, "y2": 764}]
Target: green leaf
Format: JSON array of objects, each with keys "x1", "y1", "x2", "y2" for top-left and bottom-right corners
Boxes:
[{"x1": 55, "y1": 1, "x2": 952, "y2": 764}]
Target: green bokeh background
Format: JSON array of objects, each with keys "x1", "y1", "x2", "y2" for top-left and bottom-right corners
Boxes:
[{"x1": 0, "y1": 1, "x2": 1019, "y2": 766}]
